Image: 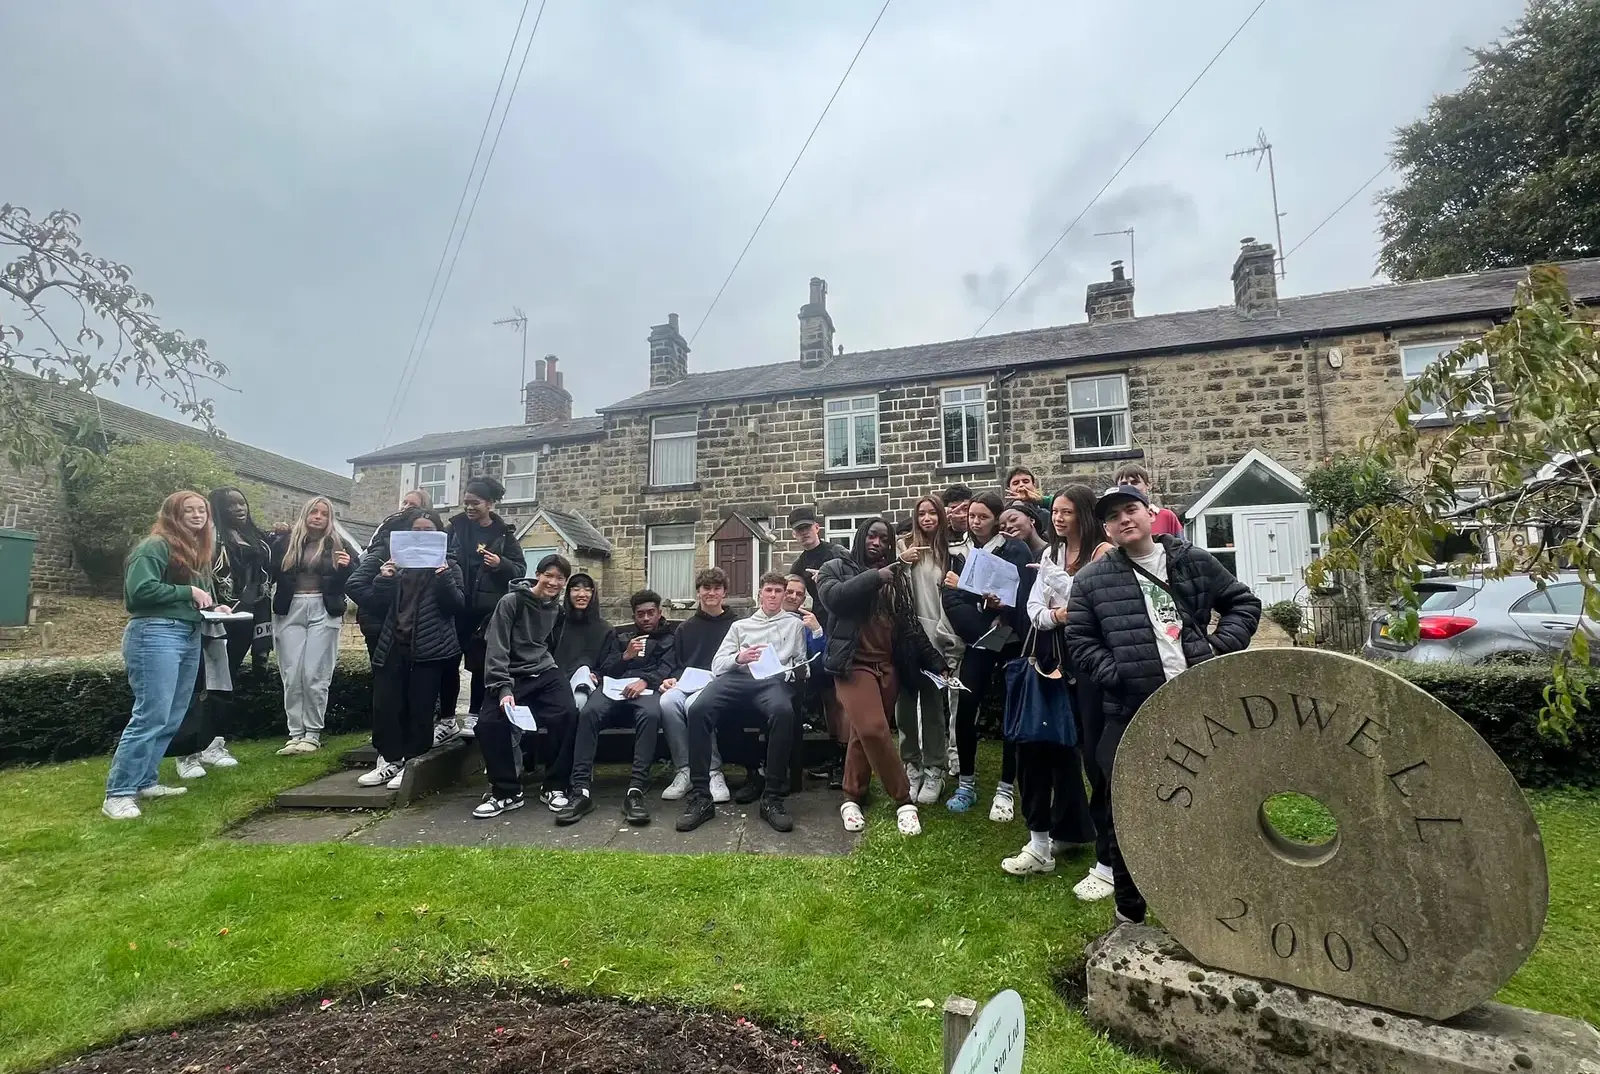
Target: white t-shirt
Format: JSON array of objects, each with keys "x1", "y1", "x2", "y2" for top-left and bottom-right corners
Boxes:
[{"x1": 1129, "y1": 545, "x2": 1188, "y2": 682}]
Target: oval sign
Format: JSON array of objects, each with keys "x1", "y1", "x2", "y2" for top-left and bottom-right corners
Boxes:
[
  {"x1": 1111, "y1": 648, "x2": 1548, "y2": 1020},
  {"x1": 952, "y1": 989, "x2": 1024, "y2": 1074}
]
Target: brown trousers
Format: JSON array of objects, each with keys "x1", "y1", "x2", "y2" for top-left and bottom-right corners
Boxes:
[{"x1": 836, "y1": 662, "x2": 911, "y2": 806}]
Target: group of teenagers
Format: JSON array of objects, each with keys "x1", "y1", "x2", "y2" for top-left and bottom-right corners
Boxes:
[{"x1": 100, "y1": 461, "x2": 1261, "y2": 926}]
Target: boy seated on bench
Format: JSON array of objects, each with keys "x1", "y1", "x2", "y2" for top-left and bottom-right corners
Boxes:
[
  {"x1": 677, "y1": 572, "x2": 808, "y2": 834},
  {"x1": 472, "y1": 554, "x2": 580, "y2": 819},
  {"x1": 556, "y1": 589, "x2": 678, "y2": 827}
]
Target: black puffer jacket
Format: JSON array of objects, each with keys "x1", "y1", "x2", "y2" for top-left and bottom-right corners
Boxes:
[
  {"x1": 817, "y1": 558, "x2": 948, "y2": 680},
  {"x1": 356, "y1": 510, "x2": 413, "y2": 637},
  {"x1": 447, "y1": 511, "x2": 526, "y2": 627},
  {"x1": 1063, "y1": 536, "x2": 1261, "y2": 722},
  {"x1": 347, "y1": 549, "x2": 466, "y2": 668}
]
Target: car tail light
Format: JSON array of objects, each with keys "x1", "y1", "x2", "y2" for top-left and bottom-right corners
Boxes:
[{"x1": 1417, "y1": 615, "x2": 1477, "y2": 640}]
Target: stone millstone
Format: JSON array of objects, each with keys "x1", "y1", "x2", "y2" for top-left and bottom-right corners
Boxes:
[{"x1": 1111, "y1": 648, "x2": 1548, "y2": 1020}]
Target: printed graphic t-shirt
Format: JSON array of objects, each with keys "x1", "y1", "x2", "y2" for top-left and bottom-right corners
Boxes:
[{"x1": 1129, "y1": 545, "x2": 1188, "y2": 682}]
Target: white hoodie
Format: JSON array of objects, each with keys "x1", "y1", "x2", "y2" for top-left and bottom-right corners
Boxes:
[{"x1": 710, "y1": 607, "x2": 809, "y2": 676}]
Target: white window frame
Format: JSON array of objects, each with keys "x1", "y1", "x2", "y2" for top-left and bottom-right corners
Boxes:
[
  {"x1": 825, "y1": 514, "x2": 879, "y2": 554},
  {"x1": 823, "y1": 394, "x2": 880, "y2": 471},
  {"x1": 649, "y1": 413, "x2": 698, "y2": 487},
  {"x1": 521, "y1": 546, "x2": 560, "y2": 577},
  {"x1": 502, "y1": 452, "x2": 538, "y2": 503},
  {"x1": 940, "y1": 385, "x2": 988, "y2": 466},
  {"x1": 1427, "y1": 522, "x2": 1499, "y2": 573},
  {"x1": 1067, "y1": 374, "x2": 1130, "y2": 452},
  {"x1": 752, "y1": 518, "x2": 774, "y2": 598},
  {"x1": 413, "y1": 459, "x2": 460, "y2": 508},
  {"x1": 1401, "y1": 339, "x2": 1489, "y2": 420},
  {"x1": 646, "y1": 523, "x2": 697, "y2": 602}
]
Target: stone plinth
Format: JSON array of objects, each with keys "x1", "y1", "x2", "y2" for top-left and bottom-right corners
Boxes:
[
  {"x1": 1111, "y1": 648, "x2": 1548, "y2": 1020},
  {"x1": 1086, "y1": 924, "x2": 1600, "y2": 1074}
]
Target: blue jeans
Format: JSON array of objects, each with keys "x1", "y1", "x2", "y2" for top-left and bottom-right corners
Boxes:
[{"x1": 107, "y1": 617, "x2": 201, "y2": 797}]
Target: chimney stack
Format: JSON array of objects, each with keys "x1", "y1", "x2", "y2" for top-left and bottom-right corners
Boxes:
[
  {"x1": 648, "y1": 313, "x2": 689, "y2": 388},
  {"x1": 523, "y1": 354, "x2": 573, "y2": 424},
  {"x1": 1085, "y1": 260, "x2": 1136, "y2": 323},
  {"x1": 1232, "y1": 237, "x2": 1279, "y2": 318},
  {"x1": 798, "y1": 277, "x2": 834, "y2": 368}
]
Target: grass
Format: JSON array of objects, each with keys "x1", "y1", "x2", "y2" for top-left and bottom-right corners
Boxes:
[{"x1": 0, "y1": 743, "x2": 1595, "y2": 1074}]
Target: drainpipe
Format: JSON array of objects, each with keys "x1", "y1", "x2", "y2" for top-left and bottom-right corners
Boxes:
[
  {"x1": 1309, "y1": 339, "x2": 1330, "y2": 461},
  {"x1": 996, "y1": 369, "x2": 1018, "y2": 476}
]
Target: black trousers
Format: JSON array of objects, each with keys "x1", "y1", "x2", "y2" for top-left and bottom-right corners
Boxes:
[
  {"x1": 570, "y1": 692, "x2": 662, "y2": 792},
  {"x1": 955, "y1": 644, "x2": 1020, "y2": 782},
  {"x1": 1074, "y1": 678, "x2": 1112, "y2": 864},
  {"x1": 372, "y1": 654, "x2": 451, "y2": 763},
  {"x1": 462, "y1": 635, "x2": 489, "y2": 714},
  {"x1": 476, "y1": 668, "x2": 578, "y2": 798},
  {"x1": 1016, "y1": 742, "x2": 1096, "y2": 843},
  {"x1": 690, "y1": 673, "x2": 797, "y2": 799},
  {"x1": 1097, "y1": 704, "x2": 1148, "y2": 923}
]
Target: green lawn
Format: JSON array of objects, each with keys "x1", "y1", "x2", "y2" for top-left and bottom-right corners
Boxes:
[{"x1": 0, "y1": 741, "x2": 1595, "y2": 1074}]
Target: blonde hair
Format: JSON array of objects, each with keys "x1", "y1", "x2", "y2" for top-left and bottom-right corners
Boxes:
[{"x1": 280, "y1": 496, "x2": 337, "y2": 572}]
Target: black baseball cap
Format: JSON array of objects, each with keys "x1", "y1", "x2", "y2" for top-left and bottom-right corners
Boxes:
[
  {"x1": 787, "y1": 506, "x2": 819, "y2": 529},
  {"x1": 1094, "y1": 485, "x2": 1151, "y2": 521}
]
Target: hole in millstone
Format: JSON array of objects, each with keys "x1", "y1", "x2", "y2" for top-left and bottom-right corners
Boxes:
[{"x1": 1257, "y1": 792, "x2": 1341, "y2": 866}]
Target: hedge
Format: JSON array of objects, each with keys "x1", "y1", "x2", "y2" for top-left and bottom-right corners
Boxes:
[
  {"x1": 0, "y1": 656, "x2": 1593, "y2": 788},
  {"x1": 0, "y1": 656, "x2": 374, "y2": 768}
]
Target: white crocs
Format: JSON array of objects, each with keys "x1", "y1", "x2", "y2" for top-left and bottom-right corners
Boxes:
[
  {"x1": 896, "y1": 803, "x2": 922, "y2": 836},
  {"x1": 840, "y1": 801, "x2": 866, "y2": 832}
]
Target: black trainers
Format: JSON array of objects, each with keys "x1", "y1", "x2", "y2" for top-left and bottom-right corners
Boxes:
[
  {"x1": 734, "y1": 771, "x2": 765, "y2": 805},
  {"x1": 828, "y1": 763, "x2": 844, "y2": 790},
  {"x1": 622, "y1": 787, "x2": 651, "y2": 826},
  {"x1": 554, "y1": 791, "x2": 595, "y2": 826},
  {"x1": 676, "y1": 791, "x2": 715, "y2": 832},
  {"x1": 472, "y1": 791, "x2": 525, "y2": 819},
  {"x1": 759, "y1": 796, "x2": 793, "y2": 833}
]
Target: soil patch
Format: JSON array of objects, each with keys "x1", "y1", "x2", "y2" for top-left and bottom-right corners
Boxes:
[{"x1": 46, "y1": 986, "x2": 861, "y2": 1074}]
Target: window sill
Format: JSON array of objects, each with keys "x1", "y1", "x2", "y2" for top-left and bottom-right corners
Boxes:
[
  {"x1": 814, "y1": 467, "x2": 889, "y2": 483},
  {"x1": 640, "y1": 482, "x2": 703, "y2": 494},
  {"x1": 935, "y1": 463, "x2": 996, "y2": 478},
  {"x1": 1409, "y1": 412, "x2": 1501, "y2": 430},
  {"x1": 1061, "y1": 446, "x2": 1145, "y2": 463}
]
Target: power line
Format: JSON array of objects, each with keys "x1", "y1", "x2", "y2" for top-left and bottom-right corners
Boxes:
[
  {"x1": 688, "y1": 0, "x2": 893, "y2": 346},
  {"x1": 971, "y1": 0, "x2": 1269, "y2": 337},
  {"x1": 1284, "y1": 160, "x2": 1391, "y2": 260},
  {"x1": 378, "y1": 0, "x2": 549, "y2": 447}
]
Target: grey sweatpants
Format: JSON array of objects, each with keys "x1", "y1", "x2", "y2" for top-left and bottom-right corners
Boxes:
[
  {"x1": 896, "y1": 677, "x2": 948, "y2": 771},
  {"x1": 273, "y1": 593, "x2": 341, "y2": 743},
  {"x1": 659, "y1": 686, "x2": 721, "y2": 772}
]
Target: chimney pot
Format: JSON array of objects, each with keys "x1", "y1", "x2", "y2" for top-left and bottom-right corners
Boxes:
[
  {"x1": 1085, "y1": 262, "x2": 1136, "y2": 324},
  {"x1": 524, "y1": 352, "x2": 573, "y2": 424},
  {"x1": 1110, "y1": 260, "x2": 1126, "y2": 282}
]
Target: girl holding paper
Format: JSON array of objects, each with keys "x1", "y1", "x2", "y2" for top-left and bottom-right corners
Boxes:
[
  {"x1": 1006, "y1": 484, "x2": 1114, "y2": 884},
  {"x1": 268, "y1": 496, "x2": 358, "y2": 754},
  {"x1": 102, "y1": 491, "x2": 219, "y2": 820},
  {"x1": 943, "y1": 491, "x2": 1032, "y2": 818},
  {"x1": 347, "y1": 508, "x2": 465, "y2": 789},
  {"x1": 895, "y1": 495, "x2": 964, "y2": 807}
]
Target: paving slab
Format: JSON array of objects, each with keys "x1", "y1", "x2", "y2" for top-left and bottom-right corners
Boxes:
[{"x1": 229, "y1": 810, "x2": 373, "y2": 844}]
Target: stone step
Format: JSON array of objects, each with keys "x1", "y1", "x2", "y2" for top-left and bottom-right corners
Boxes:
[{"x1": 280, "y1": 737, "x2": 484, "y2": 811}]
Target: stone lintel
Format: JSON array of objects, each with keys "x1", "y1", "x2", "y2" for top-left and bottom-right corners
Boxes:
[{"x1": 1085, "y1": 924, "x2": 1600, "y2": 1074}]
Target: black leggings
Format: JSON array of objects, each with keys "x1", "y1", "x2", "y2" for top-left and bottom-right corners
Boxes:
[
  {"x1": 954, "y1": 645, "x2": 1020, "y2": 783},
  {"x1": 372, "y1": 655, "x2": 451, "y2": 763},
  {"x1": 1016, "y1": 741, "x2": 1095, "y2": 842},
  {"x1": 1098, "y1": 709, "x2": 1146, "y2": 923}
]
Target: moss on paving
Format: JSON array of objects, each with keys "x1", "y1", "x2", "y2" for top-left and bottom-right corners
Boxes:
[{"x1": 0, "y1": 739, "x2": 1594, "y2": 1073}]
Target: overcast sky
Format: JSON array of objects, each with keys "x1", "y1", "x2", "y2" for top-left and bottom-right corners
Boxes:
[{"x1": 4, "y1": 0, "x2": 1523, "y2": 476}]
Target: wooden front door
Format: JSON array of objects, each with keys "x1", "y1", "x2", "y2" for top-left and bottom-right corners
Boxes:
[{"x1": 715, "y1": 538, "x2": 752, "y2": 597}]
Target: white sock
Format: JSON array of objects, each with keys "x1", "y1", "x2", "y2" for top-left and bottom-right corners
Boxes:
[
  {"x1": 1029, "y1": 831, "x2": 1052, "y2": 859},
  {"x1": 1092, "y1": 861, "x2": 1114, "y2": 882},
  {"x1": 959, "y1": 774, "x2": 977, "y2": 790}
]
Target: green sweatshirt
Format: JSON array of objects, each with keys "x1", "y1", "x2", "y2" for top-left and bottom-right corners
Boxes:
[{"x1": 124, "y1": 537, "x2": 211, "y2": 622}]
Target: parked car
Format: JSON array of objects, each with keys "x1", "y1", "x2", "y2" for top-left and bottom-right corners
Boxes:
[{"x1": 1364, "y1": 574, "x2": 1597, "y2": 665}]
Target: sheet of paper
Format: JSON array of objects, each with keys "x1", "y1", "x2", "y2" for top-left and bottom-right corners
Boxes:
[
  {"x1": 507, "y1": 705, "x2": 538, "y2": 732},
  {"x1": 957, "y1": 548, "x2": 1020, "y2": 606},
  {"x1": 569, "y1": 666, "x2": 595, "y2": 694},
  {"x1": 749, "y1": 645, "x2": 797, "y2": 680},
  {"x1": 924, "y1": 669, "x2": 968, "y2": 691},
  {"x1": 603, "y1": 676, "x2": 651, "y2": 700},
  {"x1": 676, "y1": 667, "x2": 715, "y2": 694},
  {"x1": 390, "y1": 530, "x2": 447, "y2": 569},
  {"x1": 200, "y1": 609, "x2": 254, "y2": 622}
]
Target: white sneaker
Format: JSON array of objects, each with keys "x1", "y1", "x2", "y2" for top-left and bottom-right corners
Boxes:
[
  {"x1": 459, "y1": 714, "x2": 478, "y2": 739},
  {"x1": 199, "y1": 737, "x2": 239, "y2": 767},
  {"x1": 138, "y1": 783, "x2": 188, "y2": 799},
  {"x1": 1002, "y1": 843, "x2": 1056, "y2": 875},
  {"x1": 905, "y1": 763, "x2": 923, "y2": 803},
  {"x1": 709, "y1": 771, "x2": 732, "y2": 804},
  {"x1": 102, "y1": 796, "x2": 141, "y2": 820},
  {"x1": 540, "y1": 789, "x2": 570, "y2": 812},
  {"x1": 915, "y1": 767, "x2": 943, "y2": 806},
  {"x1": 662, "y1": 767, "x2": 692, "y2": 801},
  {"x1": 896, "y1": 803, "x2": 922, "y2": 836},
  {"x1": 432, "y1": 721, "x2": 459, "y2": 747},
  {"x1": 176, "y1": 755, "x2": 207, "y2": 780},
  {"x1": 385, "y1": 764, "x2": 407, "y2": 790},
  {"x1": 357, "y1": 758, "x2": 402, "y2": 787},
  {"x1": 989, "y1": 786, "x2": 1015, "y2": 823}
]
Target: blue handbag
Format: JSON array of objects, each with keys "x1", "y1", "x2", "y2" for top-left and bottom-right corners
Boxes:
[{"x1": 1002, "y1": 628, "x2": 1077, "y2": 747}]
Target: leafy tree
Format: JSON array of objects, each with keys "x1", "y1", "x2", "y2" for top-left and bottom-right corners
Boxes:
[
  {"x1": 1, "y1": 205, "x2": 228, "y2": 469},
  {"x1": 1376, "y1": 0, "x2": 1600, "y2": 281},
  {"x1": 66, "y1": 441, "x2": 245, "y2": 583},
  {"x1": 1309, "y1": 264, "x2": 1598, "y2": 736}
]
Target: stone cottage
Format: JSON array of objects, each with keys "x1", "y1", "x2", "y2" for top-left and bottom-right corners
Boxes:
[
  {"x1": 350, "y1": 242, "x2": 1600, "y2": 615},
  {"x1": 4, "y1": 373, "x2": 358, "y2": 594}
]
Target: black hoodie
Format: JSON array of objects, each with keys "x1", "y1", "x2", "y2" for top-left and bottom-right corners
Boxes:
[
  {"x1": 669, "y1": 607, "x2": 737, "y2": 674},
  {"x1": 483, "y1": 577, "x2": 564, "y2": 701},
  {"x1": 553, "y1": 573, "x2": 611, "y2": 676}
]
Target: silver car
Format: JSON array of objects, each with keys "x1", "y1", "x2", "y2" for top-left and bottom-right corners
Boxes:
[{"x1": 1364, "y1": 574, "x2": 1597, "y2": 665}]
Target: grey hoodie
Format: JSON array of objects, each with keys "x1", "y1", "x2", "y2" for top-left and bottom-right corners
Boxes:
[{"x1": 483, "y1": 577, "x2": 563, "y2": 701}]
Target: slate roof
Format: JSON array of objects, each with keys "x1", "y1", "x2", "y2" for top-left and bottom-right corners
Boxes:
[
  {"x1": 17, "y1": 373, "x2": 353, "y2": 502},
  {"x1": 599, "y1": 259, "x2": 1600, "y2": 413},
  {"x1": 349, "y1": 415, "x2": 606, "y2": 466},
  {"x1": 520, "y1": 506, "x2": 612, "y2": 556}
]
